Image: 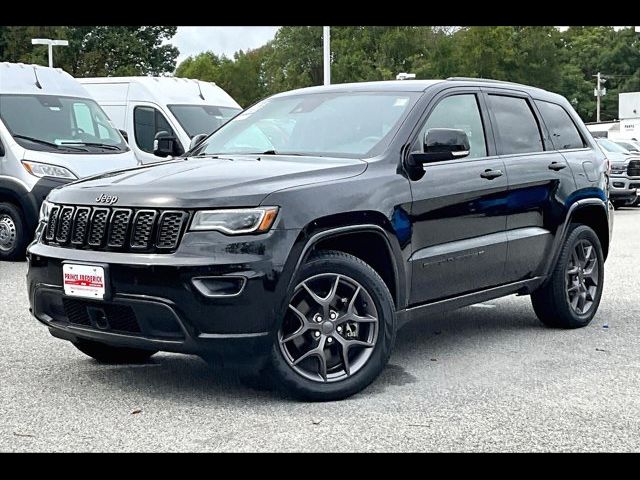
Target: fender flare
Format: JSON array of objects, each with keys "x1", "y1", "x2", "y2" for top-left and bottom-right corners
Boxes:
[{"x1": 541, "y1": 198, "x2": 610, "y2": 280}]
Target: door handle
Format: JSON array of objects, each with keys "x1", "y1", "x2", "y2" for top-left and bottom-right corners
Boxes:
[
  {"x1": 480, "y1": 169, "x2": 503, "y2": 180},
  {"x1": 548, "y1": 162, "x2": 567, "y2": 171}
]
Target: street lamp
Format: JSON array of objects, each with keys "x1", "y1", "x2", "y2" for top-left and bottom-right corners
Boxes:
[
  {"x1": 31, "y1": 38, "x2": 69, "y2": 68},
  {"x1": 323, "y1": 27, "x2": 331, "y2": 85}
]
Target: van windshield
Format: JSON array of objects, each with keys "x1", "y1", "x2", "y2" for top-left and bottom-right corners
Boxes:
[
  {"x1": 596, "y1": 138, "x2": 629, "y2": 154},
  {"x1": 0, "y1": 94, "x2": 128, "y2": 154},
  {"x1": 168, "y1": 105, "x2": 241, "y2": 138},
  {"x1": 192, "y1": 91, "x2": 420, "y2": 159}
]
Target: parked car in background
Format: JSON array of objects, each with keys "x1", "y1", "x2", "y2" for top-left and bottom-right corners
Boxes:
[
  {"x1": 612, "y1": 138, "x2": 640, "y2": 153},
  {"x1": 78, "y1": 77, "x2": 242, "y2": 165},
  {"x1": 28, "y1": 78, "x2": 612, "y2": 400},
  {"x1": 0, "y1": 63, "x2": 139, "y2": 260},
  {"x1": 596, "y1": 137, "x2": 640, "y2": 208}
]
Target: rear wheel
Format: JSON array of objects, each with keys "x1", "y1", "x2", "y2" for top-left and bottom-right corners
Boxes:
[
  {"x1": 531, "y1": 224, "x2": 604, "y2": 329},
  {"x1": 0, "y1": 202, "x2": 27, "y2": 261},
  {"x1": 73, "y1": 339, "x2": 157, "y2": 364},
  {"x1": 267, "y1": 250, "x2": 396, "y2": 401}
]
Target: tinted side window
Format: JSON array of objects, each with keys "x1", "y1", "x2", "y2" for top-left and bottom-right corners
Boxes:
[
  {"x1": 133, "y1": 106, "x2": 175, "y2": 153},
  {"x1": 489, "y1": 95, "x2": 543, "y2": 155},
  {"x1": 414, "y1": 94, "x2": 487, "y2": 159},
  {"x1": 535, "y1": 100, "x2": 586, "y2": 150}
]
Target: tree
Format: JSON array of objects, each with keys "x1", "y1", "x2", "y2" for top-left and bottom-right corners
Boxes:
[{"x1": 0, "y1": 26, "x2": 178, "y2": 77}]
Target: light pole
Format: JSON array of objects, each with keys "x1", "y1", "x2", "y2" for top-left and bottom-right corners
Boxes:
[
  {"x1": 323, "y1": 26, "x2": 331, "y2": 85},
  {"x1": 593, "y1": 72, "x2": 607, "y2": 123},
  {"x1": 31, "y1": 38, "x2": 69, "y2": 68}
]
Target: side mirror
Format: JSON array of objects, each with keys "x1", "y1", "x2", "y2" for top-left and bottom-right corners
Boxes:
[
  {"x1": 189, "y1": 133, "x2": 208, "y2": 151},
  {"x1": 118, "y1": 129, "x2": 129, "y2": 143},
  {"x1": 153, "y1": 131, "x2": 184, "y2": 158},
  {"x1": 405, "y1": 128, "x2": 470, "y2": 180}
]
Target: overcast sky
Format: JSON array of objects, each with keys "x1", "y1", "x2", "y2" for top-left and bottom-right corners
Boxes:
[{"x1": 171, "y1": 27, "x2": 280, "y2": 64}]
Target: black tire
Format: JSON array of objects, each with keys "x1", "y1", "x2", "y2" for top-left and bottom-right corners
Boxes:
[
  {"x1": 73, "y1": 339, "x2": 157, "y2": 364},
  {"x1": 266, "y1": 250, "x2": 396, "y2": 401},
  {"x1": 531, "y1": 224, "x2": 604, "y2": 329},
  {"x1": 0, "y1": 202, "x2": 28, "y2": 261}
]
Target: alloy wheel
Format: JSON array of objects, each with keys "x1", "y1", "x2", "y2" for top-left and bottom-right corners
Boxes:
[
  {"x1": 565, "y1": 239, "x2": 599, "y2": 315},
  {"x1": 278, "y1": 273, "x2": 379, "y2": 383}
]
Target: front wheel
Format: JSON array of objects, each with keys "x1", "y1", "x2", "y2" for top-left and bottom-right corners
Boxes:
[
  {"x1": 267, "y1": 250, "x2": 396, "y2": 401},
  {"x1": 0, "y1": 202, "x2": 27, "y2": 261},
  {"x1": 531, "y1": 224, "x2": 604, "y2": 329}
]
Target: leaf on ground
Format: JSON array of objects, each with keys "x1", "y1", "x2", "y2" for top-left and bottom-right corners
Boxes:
[
  {"x1": 130, "y1": 409, "x2": 143, "y2": 415},
  {"x1": 13, "y1": 432, "x2": 35, "y2": 437},
  {"x1": 311, "y1": 419, "x2": 322, "y2": 425}
]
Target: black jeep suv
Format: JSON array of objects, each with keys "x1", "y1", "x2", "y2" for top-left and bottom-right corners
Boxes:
[{"x1": 27, "y1": 78, "x2": 613, "y2": 401}]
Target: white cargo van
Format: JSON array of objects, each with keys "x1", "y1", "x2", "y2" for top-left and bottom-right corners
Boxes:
[
  {"x1": 0, "y1": 63, "x2": 139, "y2": 260},
  {"x1": 78, "y1": 77, "x2": 242, "y2": 164}
]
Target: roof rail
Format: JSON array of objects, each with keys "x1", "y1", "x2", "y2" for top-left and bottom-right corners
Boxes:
[{"x1": 446, "y1": 76, "x2": 521, "y2": 85}]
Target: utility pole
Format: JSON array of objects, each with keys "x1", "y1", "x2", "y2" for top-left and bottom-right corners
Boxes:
[
  {"x1": 31, "y1": 38, "x2": 69, "y2": 68},
  {"x1": 594, "y1": 72, "x2": 607, "y2": 123},
  {"x1": 323, "y1": 26, "x2": 331, "y2": 85}
]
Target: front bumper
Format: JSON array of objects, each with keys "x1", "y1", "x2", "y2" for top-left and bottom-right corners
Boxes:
[
  {"x1": 27, "y1": 227, "x2": 303, "y2": 363},
  {"x1": 609, "y1": 175, "x2": 639, "y2": 205}
]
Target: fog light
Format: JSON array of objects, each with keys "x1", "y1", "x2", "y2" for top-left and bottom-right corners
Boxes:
[
  {"x1": 612, "y1": 182, "x2": 624, "y2": 188},
  {"x1": 191, "y1": 276, "x2": 246, "y2": 297}
]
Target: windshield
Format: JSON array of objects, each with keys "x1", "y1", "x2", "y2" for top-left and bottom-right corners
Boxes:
[
  {"x1": 168, "y1": 104, "x2": 241, "y2": 138},
  {"x1": 193, "y1": 91, "x2": 421, "y2": 159},
  {"x1": 614, "y1": 140, "x2": 640, "y2": 152},
  {"x1": 0, "y1": 94, "x2": 128, "y2": 154},
  {"x1": 597, "y1": 138, "x2": 629, "y2": 154}
]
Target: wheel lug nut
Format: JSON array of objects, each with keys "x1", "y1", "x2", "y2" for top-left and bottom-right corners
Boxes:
[
  {"x1": 330, "y1": 311, "x2": 337, "y2": 320},
  {"x1": 314, "y1": 331, "x2": 320, "y2": 338},
  {"x1": 327, "y1": 337, "x2": 333, "y2": 344},
  {"x1": 337, "y1": 326, "x2": 342, "y2": 333}
]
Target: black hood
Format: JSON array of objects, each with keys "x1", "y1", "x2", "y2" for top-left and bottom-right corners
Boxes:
[{"x1": 47, "y1": 155, "x2": 368, "y2": 208}]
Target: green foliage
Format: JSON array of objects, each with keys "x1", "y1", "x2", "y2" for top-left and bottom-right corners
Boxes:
[{"x1": 0, "y1": 26, "x2": 178, "y2": 77}]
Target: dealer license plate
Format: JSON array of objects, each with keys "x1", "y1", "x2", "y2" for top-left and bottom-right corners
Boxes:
[{"x1": 63, "y1": 264, "x2": 106, "y2": 299}]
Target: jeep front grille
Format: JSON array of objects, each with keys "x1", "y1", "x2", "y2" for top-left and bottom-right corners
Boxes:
[{"x1": 43, "y1": 205, "x2": 189, "y2": 253}]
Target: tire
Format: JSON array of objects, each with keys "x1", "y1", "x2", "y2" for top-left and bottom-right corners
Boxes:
[
  {"x1": 266, "y1": 250, "x2": 396, "y2": 401},
  {"x1": 531, "y1": 224, "x2": 604, "y2": 329},
  {"x1": 73, "y1": 339, "x2": 157, "y2": 364},
  {"x1": 0, "y1": 202, "x2": 28, "y2": 261}
]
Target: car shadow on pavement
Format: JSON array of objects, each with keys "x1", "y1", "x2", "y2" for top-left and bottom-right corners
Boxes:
[{"x1": 69, "y1": 300, "x2": 544, "y2": 402}]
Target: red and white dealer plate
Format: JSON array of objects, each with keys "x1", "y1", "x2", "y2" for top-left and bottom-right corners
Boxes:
[{"x1": 62, "y1": 264, "x2": 106, "y2": 299}]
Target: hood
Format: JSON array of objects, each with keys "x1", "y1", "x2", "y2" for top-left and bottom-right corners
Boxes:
[
  {"x1": 606, "y1": 151, "x2": 640, "y2": 168},
  {"x1": 22, "y1": 149, "x2": 139, "y2": 178},
  {"x1": 47, "y1": 155, "x2": 368, "y2": 208}
]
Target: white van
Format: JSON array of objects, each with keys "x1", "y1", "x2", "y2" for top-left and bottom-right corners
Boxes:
[
  {"x1": 0, "y1": 63, "x2": 139, "y2": 260},
  {"x1": 78, "y1": 77, "x2": 242, "y2": 164}
]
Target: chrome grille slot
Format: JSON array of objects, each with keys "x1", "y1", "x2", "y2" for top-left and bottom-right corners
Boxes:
[
  {"x1": 87, "y1": 208, "x2": 110, "y2": 247},
  {"x1": 45, "y1": 206, "x2": 60, "y2": 241},
  {"x1": 107, "y1": 209, "x2": 132, "y2": 248},
  {"x1": 156, "y1": 211, "x2": 187, "y2": 249},
  {"x1": 71, "y1": 207, "x2": 90, "y2": 245},
  {"x1": 55, "y1": 206, "x2": 74, "y2": 244},
  {"x1": 130, "y1": 210, "x2": 157, "y2": 249}
]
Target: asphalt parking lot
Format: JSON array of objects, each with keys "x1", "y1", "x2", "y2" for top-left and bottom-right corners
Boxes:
[{"x1": 1, "y1": 208, "x2": 639, "y2": 452}]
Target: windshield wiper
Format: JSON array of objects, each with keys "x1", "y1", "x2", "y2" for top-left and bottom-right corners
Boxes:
[
  {"x1": 60, "y1": 141, "x2": 122, "y2": 151},
  {"x1": 13, "y1": 134, "x2": 87, "y2": 152}
]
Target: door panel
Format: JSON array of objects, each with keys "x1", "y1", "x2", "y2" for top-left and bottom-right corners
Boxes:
[
  {"x1": 484, "y1": 91, "x2": 577, "y2": 282},
  {"x1": 409, "y1": 158, "x2": 509, "y2": 303}
]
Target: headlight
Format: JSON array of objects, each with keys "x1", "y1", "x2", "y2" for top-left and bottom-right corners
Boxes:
[
  {"x1": 190, "y1": 207, "x2": 279, "y2": 234},
  {"x1": 22, "y1": 160, "x2": 77, "y2": 179},
  {"x1": 39, "y1": 200, "x2": 53, "y2": 223}
]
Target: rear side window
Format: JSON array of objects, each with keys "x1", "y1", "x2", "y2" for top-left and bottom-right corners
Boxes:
[
  {"x1": 133, "y1": 106, "x2": 176, "y2": 153},
  {"x1": 535, "y1": 100, "x2": 586, "y2": 150},
  {"x1": 489, "y1": 95, "x2": 544, "y2": 155}
]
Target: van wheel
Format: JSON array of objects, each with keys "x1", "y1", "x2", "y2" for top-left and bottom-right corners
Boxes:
[
  {"x1": 0, "y1": 202, "x2": 27, "y2": 261},
  {"x1": 267, "y1": 250, "x2": 396, "y2": 401},
  {"x1": 531, "y1": 224, "x2": 604, "y2": 329},
  {"x1": 73, "y1": 339, "x2": 157, "y2": 364}
]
